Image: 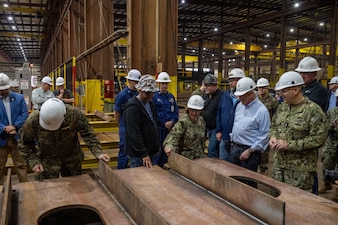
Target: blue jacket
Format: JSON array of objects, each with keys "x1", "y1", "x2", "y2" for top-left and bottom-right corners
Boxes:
[
  {"x1": 216, "y1": 91, "x2": 235, "y2": 141},
  {"x1": 0, "y1": 92, "x2": 28, "y2": 146},
  {"x1": 153, "y1": 91, "x2": 179, "y2": 142}
]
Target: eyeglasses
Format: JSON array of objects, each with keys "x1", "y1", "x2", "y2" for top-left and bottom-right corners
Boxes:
[{"x1": 144, "y1": 92, "x2": 155, "y2": 96}]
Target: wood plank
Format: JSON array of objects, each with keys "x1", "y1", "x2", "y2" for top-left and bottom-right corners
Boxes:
[
  {"x1": 177, "y1": 155, "x2": 338, "y2": 225},
  {"x1": 13, "y1": 174, "x2": 131, "y2": 225},
  {"x1": 98, "y1": 161, "x2": 262, "y2": 225},
  {"x1": 0, "y1": 169, "x2": 12, "y2": 225}
]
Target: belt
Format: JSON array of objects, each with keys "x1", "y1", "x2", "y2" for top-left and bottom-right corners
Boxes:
[{"x1": 231, "y1": 142, "x2": 250, "y2": 148}]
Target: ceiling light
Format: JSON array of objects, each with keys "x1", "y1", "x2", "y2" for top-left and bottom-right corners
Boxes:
[
  {"x1": 3, "y1": 4, "x2": 8, "y2": 7},
  {"x1": 264, "y1": 45, "x2": 268, "y2": 48},
  {"x1": 183, "y1": 37, "x2": 187, "y2": 41},
  {"x1": 11, "y1": 26, "x2": 16, "y2": 30},
  {"x1": 294, "y1": 3, "x2": 299, "y2": 7},
  {"x1": 17, "y1": 38, "x2": 20, "y2": 41},
  {"x1": 266, "y1": 34, "x2": 270, "y2": 37},
  {"x1": 214, "y1": 28, "x2": 218, "y2": 32},
  {"x1": 319, "y1": 22, "x2": 324, "y2": 26},
  {"x1": 8, "y1": 16, "x2": 13, "y2": 20},
  {"x1": 290, "y1": 28, "x2": 294, "y2": 32},
  {"x1": 304, "y1": 38, "x2": 308, "y2": 41},
  {"x1": 230, "y1": 41, "x2": 233, "y2": 45},
  {"x1": 181, "y1": 0, "x2": 185, "y2": 3}
]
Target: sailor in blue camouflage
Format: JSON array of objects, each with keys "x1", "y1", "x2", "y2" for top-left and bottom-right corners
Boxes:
[
  {"x1": 18, "y1": 98, "x2": 110, "y2": 180},
  {"x1": 270, "y1": 72, "x2": 328, "y2": 192}
]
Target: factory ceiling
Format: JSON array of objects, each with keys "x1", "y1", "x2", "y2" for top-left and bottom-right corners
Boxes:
[{"x1": 0, "y1": 0, "x2": 335, "y2": 67}]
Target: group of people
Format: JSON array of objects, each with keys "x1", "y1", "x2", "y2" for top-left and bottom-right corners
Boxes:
[
  {"x1": 115, "y1": 56, "x2": 337, "y2": 197},
  {"x1": 0, "y1": 73, "x2": 109, "y2": 183},
  {"x1": 1, "y1": 56, "x2": 337, "y2": 198}
]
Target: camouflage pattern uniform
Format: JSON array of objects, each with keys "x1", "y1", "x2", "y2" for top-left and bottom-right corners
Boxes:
[
  {"x1": 321, "y1": 107, "x2": 338, "y2": 171},
  {"x1": 18, "y1": 104, "x2": 102, "y2": 180},
  {"x1": 258, "y1": 93, "x2": 279, "y2": 173},
  {"x1": 163, "y1": 114, "x2": 206, "y2": 160},
  {"x1": 269, "y1": 97, "x2": 328, "y2": 191}
]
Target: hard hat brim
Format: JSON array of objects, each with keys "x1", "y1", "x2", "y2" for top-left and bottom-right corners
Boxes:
[
  {"x1": 39, "y1": 116, "x2": 63, "y2": 131},
  {"x1": 0, "y1": 83, "x2": 10, "y2": 90},
  {"x1": 295, "y1": 68, "x2": 321, "y2": 72}
]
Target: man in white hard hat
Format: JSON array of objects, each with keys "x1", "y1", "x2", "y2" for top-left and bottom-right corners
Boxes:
[
  {"x1": 295, "y1": 56, "x2": 330, "y2": 112},
  {"x1": 152, "y1": 72, "x2": 179, "y2": 167},
  {"x1": 54, "y1": 77, "x2": 74, "y2": 105},
  {"x1": 18, "y1": 98, "x2": 110, "y2": 180},
  {"x1": 31, "y1": 76, "x2": 55, "y2": 110},
  {"x1": 0, "y1": 73, "x2": 28, "y2": 184},
  {"x1": 256, "y1": 78, "x2": 279, "y2": 175},
  {"x1": 123, "y1": 75, "x2": 161, "y2": 168},
  {"x1": 327, "y1": 76, "x2": 338, "y2": 109},
  {"x1": 113, "y1": 69, "x2": 141, "y2": 169},
  {"x1": 229, "y1": 77, "x2": 270, "y2": 187},
  {"x1": 270, "y1": 71, "x2": 327, "y2": 193},
  {"x1": 228, "y1": 68, "x2": 245, "y2": 105}
]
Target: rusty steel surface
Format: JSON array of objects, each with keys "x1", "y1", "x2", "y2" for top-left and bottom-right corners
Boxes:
[
  {"x1": 98, "y1": 160, "x2": 262, "y2": 225},
  {"x1": 168, "y1": 153, "x2": 285, "y2": 225},
  {"x1": 183, "y1": 155, "x2": 338, "y2": 225},
  {"x1": 0, "y1": 169, "x2": 12, "y2": 225},
  {"x1": 12, "y1": 174, "x2": 131, "y2": 225}
]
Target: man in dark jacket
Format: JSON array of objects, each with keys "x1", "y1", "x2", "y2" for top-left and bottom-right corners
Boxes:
[{"x1": 124, "y1": 74, "x2": 161, "y2": 168}]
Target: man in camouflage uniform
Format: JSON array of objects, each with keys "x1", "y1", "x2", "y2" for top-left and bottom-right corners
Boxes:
[
  {"x1": 164, "y1": 95, "x2": 206, "y2": 160},
  {"x1": 18, "y1": 98, "x2": 110, "y2": 180},
  {"x1": 320, "y1": 107, "x2": 338, "y2": 200},
  {"x1": 256, "y1": 78, "x2": 279, "y2": 175},
  {"x1": 270, "y1": 72, "x2": 327, "y2": 192}
]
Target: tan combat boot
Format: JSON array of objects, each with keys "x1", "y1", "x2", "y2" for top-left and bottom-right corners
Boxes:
[{"x1": 319, "y1": 181, "x2": 333, "y2": 193}]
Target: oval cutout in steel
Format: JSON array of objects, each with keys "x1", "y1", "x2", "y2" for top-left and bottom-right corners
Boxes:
[
  {"x1": 37, "y1": 204, "x2": 105, "y2": 225},
  {"x1": 230, "y1": 176, "x2": 280, "y2": 197}
]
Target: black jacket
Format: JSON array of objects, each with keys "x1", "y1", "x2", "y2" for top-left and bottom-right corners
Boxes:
[
  {"x1": 303, "y1": 79, "x2": 329, "y2": 112},
  {"x1": 202, "y1": 89, "x2": 224, "y2": 129},
  {"x1": 123, "y1": 96, "x2": 160, "y2": 158}
]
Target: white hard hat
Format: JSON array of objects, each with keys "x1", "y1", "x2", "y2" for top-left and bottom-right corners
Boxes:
[
  {"x1": 39, "y1": 98, "x2": 66, "y2": 131},
  {"x1": 125, "y1": 69, "x2": 141, "y2": 82},
  {"x1": 256, "y1": 78, "x2": 270, "y2": 87},
  {"x1": 41, "y1": 76, "x2": 53, "y2": 85},
  {"x1": 0, "y1": 73, "x2": 11, "y2": 90},
  {"x1": 234, "y1": 77, "x2": 256, "y2": 96},
  {"x1": 295, "y1": 56, "x2": 321, "y2": 72},
  {"x1": 156, "y1": 72, "x2": 171, "y2": 83},
  {"x1": 135, "y1": 74, "x2": 157, "y2": 92},
  {"x1": 329, "y1": 76, "x2": 338, "y2": 84},
  {"x1": 187, "y1": 95, "x2": 204, "y2": 110},
  {"x1": 56, "y1": 77, "x2": 65, "y2": 86},
  {"x1": 228, "y1": 68, "x2": 245, "y2": 79},
  {"x1": 275, "y1": 71, "x2": 304, "y2": 91}
]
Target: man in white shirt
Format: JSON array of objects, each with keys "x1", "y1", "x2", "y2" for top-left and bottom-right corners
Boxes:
[{"x1": 32, "y1": 76, "x2": 55, "y2": 110}]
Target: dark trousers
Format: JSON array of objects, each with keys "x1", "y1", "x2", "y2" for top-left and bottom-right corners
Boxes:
[{"x1": 229, "y1": 142, "x2": 261, "y2": 188}]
